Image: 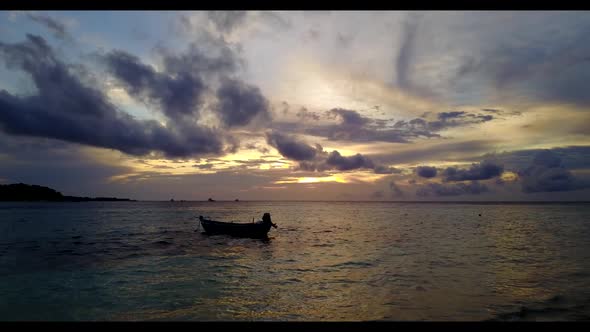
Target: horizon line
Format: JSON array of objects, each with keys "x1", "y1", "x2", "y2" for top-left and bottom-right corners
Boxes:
[{"x1": 128, "y1": 200, "x2": 590, "y2": 204}]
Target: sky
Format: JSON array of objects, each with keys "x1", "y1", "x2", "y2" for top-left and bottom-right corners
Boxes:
[{"x1": 0, "y1": 10, "x2": 590, "y2": 201}]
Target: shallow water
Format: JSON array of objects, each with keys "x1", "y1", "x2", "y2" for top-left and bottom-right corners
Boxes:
[{"x1": 1, "y1": 201, "x2": 589, "y2": 321}]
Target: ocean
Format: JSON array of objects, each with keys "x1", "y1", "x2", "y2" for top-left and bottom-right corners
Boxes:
[{"x1": 1, "y1": 201, "x2": 589, "y2": 321}]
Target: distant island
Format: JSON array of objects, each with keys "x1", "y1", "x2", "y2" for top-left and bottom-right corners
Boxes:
[{"x1": 0, "y1": 183, "x2": 134, "y2": 202}]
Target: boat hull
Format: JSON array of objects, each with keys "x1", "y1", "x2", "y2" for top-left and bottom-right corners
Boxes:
[{"x1": 200, "y1": 219, "x2": 272, "y2": 238}]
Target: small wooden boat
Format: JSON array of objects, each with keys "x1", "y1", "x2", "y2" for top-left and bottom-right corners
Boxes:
[{"x1": 199, "y1": 213, "x2": 277, "y2": 238}]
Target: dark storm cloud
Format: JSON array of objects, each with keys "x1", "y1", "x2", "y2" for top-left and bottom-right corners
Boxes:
[
  {"x1": 330, "y1": 108, "x2": 369, "y2": 126},
  {"x1": 0, "y1": 34, "x2": 226, "y2": 158},
  {"x1": 215, "y1": 78, "x2": 271, "y2": 127},
  {"x1": 299, "y1": 151, "x2": 389, "y2": 174},
  {"x1": 279, "y1": 107, "x2": 499, "y2": 145},
  {"x1": 304, "y1": 125, "x2": 415, "y2": 143},
  {"x1": 416, "y1": 181, "x2": 489, "y2": 197},
  {"x1": 105, "y1": 41, "x2": 267, "y2": 129},
  {"x1": 298, "y1": 108, "x2": 417, "y2": 143},
  {"x1": 104, "y1": 37, "x2": 239, "y2": 118},
  {"x1": 442, "y1": 160, "x2": 504, "y2": 182},
  {"x1": 416, "y1": 166, "x2": 437, "y2": 178},
  {"x1": 479, "y1": 146, "x2": 590, "y2": 171},
  {"x1": 421, "y1": 111, "x2": 494, "y2": 131},
  {"x1": 264, "y1": 129, "x2": 385, "y2": 173},
  {"x1": 437, "y1": 111, "x2": 465, "y2": 120},
  {"x1": 297, "y1": 154, "x2": 381, "y2": 173},
  {"x1": 104, "y1": 50, "x2": 205, "y2": 119},
  {"x1": 531, "y1": 150, "x2": 562, "y2": 168},
  {"x1": 25, "y1": 12, "x2": 70, "y2": 40},
  {"x1": 206, "y1": 11, "x2": 248, "y2": 34},
  {"x1": 325, "y1": 150, "x2": 375, "y2": 171},
  {"x1": 519, "y1": 150, "x2": 589, "y2": 193},
  {"x1": 265, "y1": 131, "x2": 318, "y2": 161}
]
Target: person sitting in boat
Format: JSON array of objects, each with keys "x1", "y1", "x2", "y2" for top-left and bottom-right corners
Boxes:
[
  {"x1": 264, "y1": 213, "x2": 278, "y2": 228},
  {"x1": 260, "y1": 213, "x2": 277, "y2": 228}
]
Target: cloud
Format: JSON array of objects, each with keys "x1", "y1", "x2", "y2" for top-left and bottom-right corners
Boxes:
[
  {"x1": 519, "y1": 150, "x2": 589, "y2": 193},
  {"x1": 103, "y1": 50, "x2": 205, "y2": 120},
  {"x1": 295, "y1": 107, "x2": 321, "y2": 121},
  {"x1": 206, "y1": 11, "x2": 248, "y2": 34},
  {"x1": 0, "y1": 34, "x2": 227, "y2": 158},
  {"x1": 265, "y1": 131, "x2": 318, "y2": 161},
  {"x1": 105, "y1": 41, "x2": 268, "y2": 129},
  {"x1": 158, "y1": 41, "x2": 240, "y2": 79},
  {"x1": 442, "y1": 160, "x2": 504, "y2": 182},
  {"x1": 416, "y1": 166, "x2": 437, "y2": 178},
  {"x1": 395, "y1": 13, "x2": 436, "y2": 99},
  {"x1": 479, "y1": 146, "x2": 590, "y2": 171},
  {"x1": 194, "y1": 163, "x2": 214, "y2": 169},
  {"x1": 298, "y1": 152, "x2": 386, "y2": 174},
  {"x1": 325, "y1": 150, "x2": 374, "y2": 171},
  {"x1": 389, "y1": 181, "x2": 404, "y2": 196},
  {"x1": 374, "y1": 165, "x2": 402, "y2": 174},
  {"x1": 531, "y1": 150, "x2": 562, "y2": 168},
  {"x1": 265, "y1": 130, "x2": 383, "y2": 173},
  {"x1": 25, "y1": 12, "x2": 70, "y2": 41},
  {"x1": 278, "y1": 107, "x2": 500, "y2": 145},
  {"x1": 416, "y1": 181, "x2": 489, "y2": 197},
  {"x1": 447, "y1": 12, "x2": 590, "y2": 106},
  {"x1": 244, "y1": 143, "x2": 270, "y2": 154},
  {"x1": 215, "y1": 78, "x2": 271, "y2": 127},
  {"x1": 330, "y1": 108, "x2": 369, "y2": 127},
  {"x1": 373, "y1": 139, "x2": 500, "y2": 166},
  {"x1": 437, "y1": 111, "x2": 466, "y2": 120}
]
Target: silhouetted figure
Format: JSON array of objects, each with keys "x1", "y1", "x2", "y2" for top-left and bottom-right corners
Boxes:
[{"x1": 262, "y1": 213, "x2": 278, "y2": 228}]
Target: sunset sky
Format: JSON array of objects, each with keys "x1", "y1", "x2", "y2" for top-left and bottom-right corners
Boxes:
[{"x1": 1, "y1": 11, "x2": 589, "y2": 201}]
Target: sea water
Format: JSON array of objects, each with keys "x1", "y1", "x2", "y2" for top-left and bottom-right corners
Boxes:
[{"x1": 1, "y1": 201, "x2": 589, "y2": 321}]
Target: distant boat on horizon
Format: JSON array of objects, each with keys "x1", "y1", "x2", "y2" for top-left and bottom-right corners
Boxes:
[{"x1": 208, "y1": 197, "x2": 215, "y2": 202}]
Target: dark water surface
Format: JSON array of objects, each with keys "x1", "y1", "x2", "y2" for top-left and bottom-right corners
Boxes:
[{"x1": 1, "y1": 201, "x2": 590, "y2": 321}]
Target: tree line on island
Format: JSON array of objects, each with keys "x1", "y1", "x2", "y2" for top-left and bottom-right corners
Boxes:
[{"x1": 0, "y1": 183, "x2": 134, "y2": 202}]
